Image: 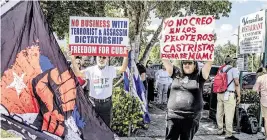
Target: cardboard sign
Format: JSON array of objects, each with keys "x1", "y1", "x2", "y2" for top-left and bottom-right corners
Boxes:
[
  {"x1": 69, "y1": 17, "x2": 129, "y2": 57},
  {"x1": 160, "y1": 16, "x2": 215, "y2": 61},
  {"x1": 239, "y1": 11, "x2": 266, "y2": 54}
]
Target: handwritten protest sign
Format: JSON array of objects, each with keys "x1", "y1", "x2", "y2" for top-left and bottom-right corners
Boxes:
[
  {"x1": 160, "y1": 16, "x2": 215, "y2": 61},
  {"x1": 69, "y1": 17, "x2": 129, "y2": 57}
]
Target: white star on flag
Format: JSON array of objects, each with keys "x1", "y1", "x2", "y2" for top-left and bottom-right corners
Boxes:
[{"x1": 6, "y1": 72, "x2": 27, "y2": 96}]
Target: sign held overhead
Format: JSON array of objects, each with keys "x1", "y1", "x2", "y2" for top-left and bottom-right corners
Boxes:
[
  {"x1": 69, "y1": 17, "x2": 129, "y2": 57},
  {"x1": 160, "y1": 16, "x2": 216, "y2": 61}
]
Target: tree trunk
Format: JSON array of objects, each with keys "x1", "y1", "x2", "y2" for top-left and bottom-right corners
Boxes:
[
  {"x1": 139, "y1": 1, "x2": 176, "y2": 64},
  {"x1": 139, "y1": 19, "x2": 163, "y2": 64}
]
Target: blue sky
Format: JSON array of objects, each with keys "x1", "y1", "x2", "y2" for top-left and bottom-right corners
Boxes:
[
  {"x1": 146, "y1": 0, "x2": 267, "y2": 46},
  {"x1": 214, "y1": 0, "x2": 267, "y2": 46},
  {"x1": 57, "y1": 0, "x2": 267, "y2": 47}
]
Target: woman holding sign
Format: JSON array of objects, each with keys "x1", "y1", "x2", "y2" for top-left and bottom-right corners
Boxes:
[{"x1": 162, "y1": 59, "x2": 212, "y2": 140}]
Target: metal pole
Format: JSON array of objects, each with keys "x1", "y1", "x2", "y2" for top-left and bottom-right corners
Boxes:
[{"x1": 236, "y1": 26, "x2": 240, "y2": 58}]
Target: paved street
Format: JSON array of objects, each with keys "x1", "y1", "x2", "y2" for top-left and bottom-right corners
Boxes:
[{"x1": 121, "y1": 104, "x2": 265, "y2": 140}]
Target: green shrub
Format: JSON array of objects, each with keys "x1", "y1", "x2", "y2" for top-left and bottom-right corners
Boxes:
[
  {"x1": 241, "y1": 89, "x2": 261, "y2": 119},
  {"x1": 111, "y1": 87, "x2": 144, "y2": 136}
]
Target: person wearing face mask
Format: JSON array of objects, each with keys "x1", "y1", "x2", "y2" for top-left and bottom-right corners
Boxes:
[
  {"x1": 162, "y1": 59, "x2": 212, "y2": 140},
  {"x1": 70, "y1": 54, "x2": 129, "y2": 127}
]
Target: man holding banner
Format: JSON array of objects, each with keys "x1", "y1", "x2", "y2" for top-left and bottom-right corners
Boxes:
[
  {"x1": 70, "y1": 54, "x2": 129, "y2": 127},
  {"x1": 160, "y1": 15, "x2": 215, "y2": 140}
]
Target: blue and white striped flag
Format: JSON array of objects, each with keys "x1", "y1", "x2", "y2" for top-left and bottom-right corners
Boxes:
[{"x1": 123, "y1": 52, "x2": 150, "y2": 123}]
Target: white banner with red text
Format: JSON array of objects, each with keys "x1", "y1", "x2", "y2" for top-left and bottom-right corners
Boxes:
[
  {"x1": 69, "y1": 17, "x2": 129, "y2": 57},
  {"x1": 160, "y1": 16, "x2": 216, "y2": 61}
]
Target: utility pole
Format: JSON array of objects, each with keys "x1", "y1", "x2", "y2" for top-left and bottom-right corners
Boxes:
[{"x1": 264, "y1": 9, "x2": 267, "y2": 67}]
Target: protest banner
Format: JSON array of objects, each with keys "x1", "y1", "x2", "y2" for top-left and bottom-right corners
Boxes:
[
  {"x1": 160, "y1": 16, "x2": 215, "y2": 61},
  {"x1": 69, "y1": 17, "x2": 129, "y2": 57},
  {"x1": 239, "y1": 11, "x2": 266, "y2": 54}
]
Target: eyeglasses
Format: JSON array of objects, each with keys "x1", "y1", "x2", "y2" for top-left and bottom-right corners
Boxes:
[{"x1": 182, "y1": 61, "x2": 194, "y2": 65}]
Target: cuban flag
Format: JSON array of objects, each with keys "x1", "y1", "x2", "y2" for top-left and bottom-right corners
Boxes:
[{"x1": 123, "y1": 51, "x2": 150, "y2": 123}]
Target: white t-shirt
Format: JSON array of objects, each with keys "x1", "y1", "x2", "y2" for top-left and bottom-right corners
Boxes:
[
  {"x1": 155, "y1": 69, "x2": 172, "y2": 85},
  {"x1": 222, "y1": 65, "x2": 239, "y2": 92},
  {"x1": 82, "y1": 65, "x2": 117, "y2": 99}
]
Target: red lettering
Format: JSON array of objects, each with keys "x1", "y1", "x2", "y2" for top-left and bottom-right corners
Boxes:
[
  {"x1": 188, "y1": 44, "x2": 194, "y2": 52},
  {"x1": 81, "y1": 20, "x2": 85, "y2": 27},
  {"x1": 189, "y1": 17, "x2": 195, "y2": 26},
  {"x1": 171, "y1": 36, "x2": 175, "y2": 42},
  {"x1": 169, "y1": 28, "x2": 174, "y2": 34},
  {"x1": 163, "y1": 45, "x2": 170, "y2": 53},
  {"x1": 197, "y1": 34, "x2": 202, "y2": 41},
  {"x1": 206, "y1": 17, "x2": 213, "y2": 25},
  {"x1": 71, "y1": 19, "x2": 79, "y2": 27},
  {"x1": 180, "y1": 35, "x2": 185, "y2": 41},
  {"x1": 192, "y1": 27, "x2": 196, "y2": 33},
  {"x1": 164, "y1": 19, "x2": 174, "y2": 29},
  {"x1": 170, "y1": 45, "x2": 175, "y2": 53},
  {"x1": 190, "y1": 34, "x2": 195, "y2": 41},
  {"x1": 107, "y1": 20, "x2": 110, "y2": 28},
  {"x1": 196, "y1": 18, "x2": 201, "y2": 25},
  {"x1": 201, "y1": 17, "x2": 206, "y2": 25},
  {"x1": 208, "y1": 34, "x2": 214, "y2": 41},
  {"x1": 164, "y1": 35, "x2": 170, "y2": 43},
  {"x1": 188, "y1": 52, "x2": 195, "y2": 59}
]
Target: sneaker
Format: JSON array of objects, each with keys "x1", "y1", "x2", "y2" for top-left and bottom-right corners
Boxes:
[{"x1": 225, "y1": 136, "x2": 239, "y2": 140}]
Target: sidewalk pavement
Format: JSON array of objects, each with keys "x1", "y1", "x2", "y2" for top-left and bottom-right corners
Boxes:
[{"x1": 120, "y1": 104, "x2": 265, "y2": 140}]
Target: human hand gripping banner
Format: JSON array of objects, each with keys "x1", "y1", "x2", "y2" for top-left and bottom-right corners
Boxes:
[
  {"x1": 160, "y1": 16, "x2": 216, "y2": 61},
  {"x1": 1, "y1": 1, "x2": 115, "y2": 140},
  {"x1": 69, "y1": 16, "x2": 129, "y2": 57}
]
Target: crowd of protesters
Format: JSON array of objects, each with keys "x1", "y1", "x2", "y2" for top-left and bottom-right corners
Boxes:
[{"x1": 68, "y1": 50, "x2": 267, "y2": 140}]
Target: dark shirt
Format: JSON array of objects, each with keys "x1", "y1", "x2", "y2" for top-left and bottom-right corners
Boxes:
[
  {"x1": 137, "y1": 63, "x2": 146, "y2": 74},
  {"x1": 167, "y1": 66, "x2": 206, "y2": 117},
  {"x1": 137, "y1": 63, "x2": 147, "y2": 90}
]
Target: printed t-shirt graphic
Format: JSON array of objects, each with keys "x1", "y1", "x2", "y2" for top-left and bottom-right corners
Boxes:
[{"x1": 83, "y1": 65, "x2": 117, "y2": 99}]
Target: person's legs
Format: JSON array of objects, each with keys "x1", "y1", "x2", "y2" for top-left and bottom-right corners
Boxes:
[
  {"x1": 261, "y1": 105, "x2": 267, "y2": 139},
  {"x1": 94, "y1": 99, "x2": 112, "y2": 127},
  {"x1": 166, "y1": 118, "x2": 180, "y2": 140},
  {"x1": 147, "y1": 79, "x2": 155, "y2": 103},
  {"x1": 180, "y1": 114, "x2": 201, "y2": 140},
  {"x1": 157, "y1": 83, "x2": 163, "y2": 104},
  {"x1": 216, "y1": 94, "x2": 225, "y2": 134},
  {"x1": 162, "y1": 84, "x2": 169, "y2": 104},
  {"x1": 224, "y1": 93, "x2": 236, "y2": 138}
]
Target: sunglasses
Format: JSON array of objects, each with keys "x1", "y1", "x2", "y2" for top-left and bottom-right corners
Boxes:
[
  {"x1": 98, "y1": 56, "x2": 107, "y2": 59},
  {"x1": 182, "y1": 61, "x2": 194, "y2": 65}
]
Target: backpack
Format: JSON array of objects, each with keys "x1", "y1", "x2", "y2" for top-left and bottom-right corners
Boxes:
[{"x1": 212, "y1": 65, "x2": 234, "y2": 93}]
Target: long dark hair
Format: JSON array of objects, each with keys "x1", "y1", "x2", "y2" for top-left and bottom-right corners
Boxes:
[{"x1": 179, "y1": 61, "x2": 199, "y2": 78}]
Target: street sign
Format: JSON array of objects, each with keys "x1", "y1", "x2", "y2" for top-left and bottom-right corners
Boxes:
[{"x1": 239, "y1": 11, "x2": 266, "y2": 54}]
